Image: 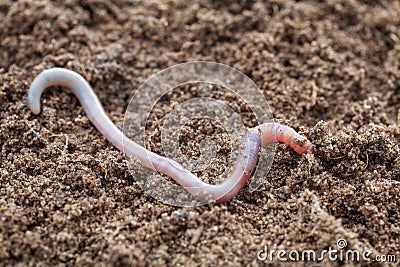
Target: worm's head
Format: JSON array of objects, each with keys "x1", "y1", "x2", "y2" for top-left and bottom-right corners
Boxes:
[{"x1": 291, "y1": 137, "x2": 314, "y2": 155}]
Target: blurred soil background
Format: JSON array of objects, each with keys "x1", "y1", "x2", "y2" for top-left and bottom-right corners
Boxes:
[{"x1": 0, "y1": 0, "x2": 399, "y2": 266}]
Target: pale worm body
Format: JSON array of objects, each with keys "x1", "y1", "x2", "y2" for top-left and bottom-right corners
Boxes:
[{"x1": 28, "y1": 68, "x2": 313, "y2": 203}]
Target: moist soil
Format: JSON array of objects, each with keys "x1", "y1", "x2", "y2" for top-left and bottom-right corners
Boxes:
[{"x1": 0, "y1": 0, "x2": 399, "y2": 266}]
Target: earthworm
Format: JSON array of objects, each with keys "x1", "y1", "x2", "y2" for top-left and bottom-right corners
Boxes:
[{"x1": 27, "y1": 68, "x2": 313, "y2": 203}]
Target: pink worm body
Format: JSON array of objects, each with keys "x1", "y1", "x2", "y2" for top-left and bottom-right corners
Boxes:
[{"x1": 28, "y1": 68, "x2": 313, "y2": 203}]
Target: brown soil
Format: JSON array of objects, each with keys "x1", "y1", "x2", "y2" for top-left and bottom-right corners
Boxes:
[{"x1": 1, "y1": 0, "x2": 399, "y2": 266}]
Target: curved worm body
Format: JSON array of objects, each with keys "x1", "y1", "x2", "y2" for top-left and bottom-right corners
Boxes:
[{"x1": 28, "y1": 68, "x2": 313, "y2": 203}]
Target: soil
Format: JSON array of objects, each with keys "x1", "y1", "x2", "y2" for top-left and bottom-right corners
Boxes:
[{"x1": 0, "y1": 0, "x2": 399, "y2": 266}]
